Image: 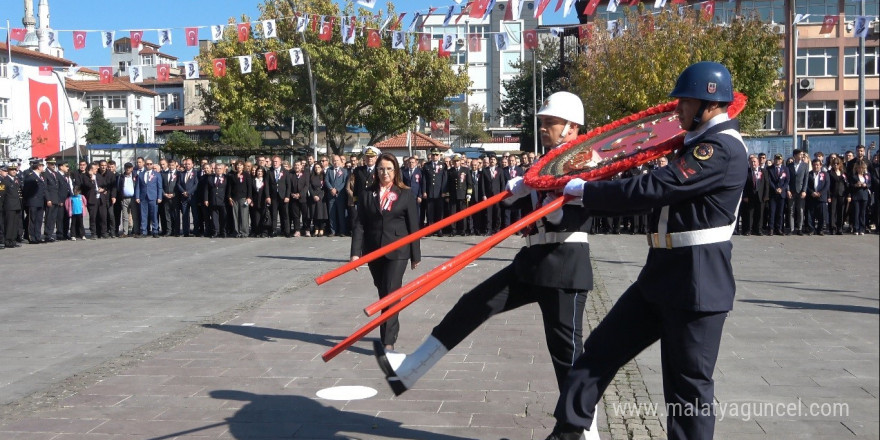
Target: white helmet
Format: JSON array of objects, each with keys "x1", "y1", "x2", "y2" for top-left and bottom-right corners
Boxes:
[{"x1": 537, "y1": 91, "x2": 584, "y2": 126}]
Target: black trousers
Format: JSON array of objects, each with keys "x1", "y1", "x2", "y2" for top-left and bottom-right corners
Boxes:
[
  {"x1": 27, "y1": 206, "x2": 44, "y2": 241},
  {"x1": 5, "y1": 209, "x2": 22, "y2": 243},
  {"x1": 555, "y1": 283, "x2": 726, "y2": 439},
  {"x1": 425, "y1": 197, "x2": 444, "y2": 227},
  {"x1": 209, "y1": 205, "x2": 226, "y2": 237},
  {"x1": 291, "y1": 199, "x2": 308, "y2": 233},
  {"x1": 769, "y1": 197, "x2": 786, "y2": 232},
  {"x1": 87, "y1": 203, "x2": 98, "y2": 238},
  {"x1": 741, "y1": 197, "x2": 764, "y2": 234},
  {"x1": 485, "y1": 201, "x2": 502, "y2": 233},
  {"x1": 43, "y1": 204, "x2": 57, "y2": 239},
  {"x1": 806, "y1": 200, "x2": 827, "y2": 233},
  {"x1": 269, "y1": 196, "x2": 290, "y2": 236},
  {"x1": 96, "y1": 199, "x2": 109, "y2": 237},
  {"x1": 367, "y1": 257, "x2": 409, "y2": 347},
  {"x1": 448, "y1": 199, "x2": 466, "y2": 234},
  {"x1": 163, "y1": 196, "x2": 180, "y2": 235},
  {"x1": 59, "y1": 205, "x2": 70, "y2": 239},
  {"x1": 432, "y1": 264, "x2": 588, "y2": 391}
]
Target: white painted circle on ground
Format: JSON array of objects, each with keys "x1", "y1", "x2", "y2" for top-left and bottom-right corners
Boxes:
[
  {"x1": 466, "y1": 263, "x2": 478, "y2": 268},
  {"x1": 316, "y1": 386, "x2": 377, "y2": 400}
]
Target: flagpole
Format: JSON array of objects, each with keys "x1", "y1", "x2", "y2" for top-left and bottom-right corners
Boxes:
[
  {"x1": 791, "y1": 4, "x2": 798, "y2": 153},
  {"x1": 52, "y1": 70, "x2": 79, "y2": 165},
  {"x1": 857, "y1": 0, "x2": 866, "y2": 147}
]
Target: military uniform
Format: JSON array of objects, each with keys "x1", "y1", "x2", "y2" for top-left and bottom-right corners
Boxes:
[
  {"x1": 422, "y1": 156, "x2": 448, "y2": 230},
  {"x1": 3, "y1": 168, "x2": 23, "y2": 247},
  {"x1": 22, "y1": 166, "x2": 48, "y2": 243},
  {"x1": 446, "y1": 162, "x2": 473, "y2": 235}
]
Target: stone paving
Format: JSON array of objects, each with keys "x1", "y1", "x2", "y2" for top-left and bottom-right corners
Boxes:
[{"x1": 0, "y1": 231, "x2": 876, "y2": 439}]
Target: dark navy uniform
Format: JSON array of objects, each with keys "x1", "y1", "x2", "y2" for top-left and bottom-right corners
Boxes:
[
  {"x1": 3, "y1": 172, "x2": 23, "y2": 247},
  {"x1": 447, "y1": 165, "x2": 472, "y2": 235},
  {"x1": 422, "y1": 159, "x2": 448, "y2": 228},
  {"x1": 555, "y1": 116, "x2": 748, "y2": 440},
  {"x1": 22, "y1": 168, "x2": 48, "y2": 243}
]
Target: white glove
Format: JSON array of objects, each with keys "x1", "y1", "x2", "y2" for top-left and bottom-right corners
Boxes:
[
  {"x1": 542, "y1": 193, "x2": 563, "y2": 224},
  {"x1": 505, "y1": 177, "x2": 531, "y2": 201},
  {"x1": 563, "y1": 178, "x2": 586, "y2": 199}
]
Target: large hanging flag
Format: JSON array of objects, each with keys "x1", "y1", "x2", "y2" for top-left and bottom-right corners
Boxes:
[
  {"x1": 101, "y1": 31, "x2": 114, "y2": 48},
  {"x1": 158, "y1": 29, "x2": 172, "y2": 46},
  {"x1": 28, "y1": 79, "x2": 60, "y2": 158},
  {"x1": 583, "y1": 0, "x2": 601, "y2": 16},
  {"x1": 366, "y1": 29, "x2": 382, "y2": 48},
  {"x1": 391, "y1": 31, "x2": 406, "y2": 50},
  {"x1": 535, "y1": 0, "x2": 552, "y2": 18},
  {"x1": 443, "y1": 6, "x2": 456, "y2": 25},
  {"x1": 854, "y1": 16, "x2": 869, "y2": 38},
  {"x1": 130, "y1": 30, "x2": 143, "y2": 49},
  {"x1": 10, "y1": 28, "x2": 27, "y2": 41},
  {"x1": 701, "y1": 0, "x2": 716, "y2": 20},
  {"x1": 265, "y1": 52, "x2": 278, "y2": 71},
  {"x1": 523, "y1": 29, "x2": 538, "y2": 49},
  {"x1": 289, "y1": 48, "x2": 305, "y2": 66},
  {"x1": 99, "y1": 67, "x2": 113, "y2": 84},
  {"x1": 212, "y1": 58, "x2": 227, "y2": 77},
  {"x1": 211, "y1": 25, "x2": 225, "y2": 41},
  {"x1": 39, "y1": 66, "x2": 53, "y2": 76},
  {"x1": 238, "y1": 56, "x2": 252, "y2": 74},
  {"x1": 73, "y1": 31, "x2": 87, "y2": 50},
  {"x1": 418, "y1": 33, "x2": 432, "y2": 51},
  {"x1": 185, "y1": 27, "x2": 199, "y2": 46},
  {"x1": 237, "y1": 23, "x2": 251, "y2": 42},
  {"x1": 467, "y1": 33, "x2": 481, "y2": 52},
  {"x1": 184, "y1": 61, "x2": 200, "y2": 79},
  {"x1": 819, "y1": 15, "x2": 838, "y2": 34},
  {"x1": 129, "y1": 65, "x2": 143, "y2": 83},
  {"x1": 263, "y1": 19, "x2": 278, "y2": 39},
  {"x1": 494, "y1": 32, "x2": 509, "y2": 50},
  {"x1": 157, "y1": 64, "x2": 171, "y2": 81}
]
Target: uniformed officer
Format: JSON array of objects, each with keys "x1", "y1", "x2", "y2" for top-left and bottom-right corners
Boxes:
[
  {"x1": 3, "y1": 163, "x2": 24, "y2": 248},
  {"x1": 550, "y1": 62, "x2": 748, "y2": 440},
  {"x1": 350, "y1": 147, "x2": 380, "y2": 206},
  {"x1": 446, "y1": 154, "x2": 473, "y2": 235},
  {"x1": 22, "y1": 159, "x2": 49, "y2": 244},
  {"x1": 373, "y1": 92, "x2": 600, "y2": 439},
  {"x1": 0, "y1": 165, "x2": 6, "y2": 249},
  {"x1": 422, "y1": 148, "x2": 448, "y2": 234}
]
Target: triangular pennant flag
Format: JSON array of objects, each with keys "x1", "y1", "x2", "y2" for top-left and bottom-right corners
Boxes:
[
  {"x1": 212, "y1": 58, "x2": 227, "y2": 77},
  {"x1": 607, "y1": 0, "x2": 620, "y2": 13},
  {"x1": 443, "y1": 6, "x2": 456, "y2": 25},
  {"x1": 583, "y1": 0, "x2": 601, "y2": 15},
  {"x1": 471, "y1": 0, "x2": 489, "y2": 18},
  {"x1": 10, "y1": 28, "x2": 27, "y2": 42},
  {"x1": 535, "y1": 0, "x2": 552, "y2": 18},
  {"x1": 101, "y1": 31, "x2": 115, "y2": 48},
  {"x1": 289, "y1": 48, "x2": 305, "y2": 66},
  {"x1": 494, "y1": 32, "x2": 509, "y2": 50},
  {"x1": 391, "y1": 31, "x2": 406, "y2": 50},
  {"x1": 65, "y1": 66, "x2": 80, "y2": 78},
  {"x1": 555, "y1": 0, "x2": 565, "y2": 12},
  {"x1": 39, "y1": 66, "x2": 53, "y2": 76},
  {"x1": 504, "y1": 0, "x2": 516, "y2": 20},
  {"x1": 442, "y1": 33, "x2": 456, "y2": 53},
  {"x1": 238, "y1": 56, "x2": 252, "y2": 74},
  {"x1": 407, "y1": 12, "x2": 422, "y2": 32},
  {"x1": 129, "y1": 65, "x2": 143, "y2": 83},
  {"x1": 312, "y1": 15, "x2": 320, "y2": 33},
  {"x1": 523, "y1": 29, "x2": 538, "y2": 50},
  {"x1": 9, "y1": 64, "x2": 25, "y2": 81},
  {"x1": 391, "y1": 13, "x2": 406, "y2": 30},
  {"x1": 366, "y1": 29, "x2": 382, "y2": 48},
  {"x1": 482, "y1": 0, "x2": 497, "y2": 19},
  {"x1": 550, "y1": 27, "x2": 564, "y2": 37},
  {"x1": 563, "y1": 0, "x2": 577, "y2": 17},
  {"x1": 418, "y1": 33, "x2": 432, "y2": 51},
  {"x1": 158, "y1": 29, "x2": 172, "y2": 46},
  {"x1": 265, "y1": 52, "x2": 278, "y2": 71},
  {"x1": 819, "y1": 15, "x2": 839, "y2": 34},
  {"x1": 263, "y1": 19, "x2": 277, "y2": 39},
  {"x1": 99, "y1": 67, "x2": 113, "y2": 84},
  {"x1": 130, "y1": 30, "x2": 143, "y2": 49},
  {"x1": 157, "y1": 63, "x2": 171, "y2": 81},
  {"x1": 654, "y1": 0, "x2": 667, "y2": 8},
  {"x1": 356, "y1": 0, "x2": 376, "y2": 7},
  {"x1": 468, "y1": 33, "x2": 481, "y2": 52},
  {"x1": 701, "y1": 0, "x2": 716, "y2": 20},
  {"x1": 185, "y1": 27, "x2": 199, "y2": 46},
  {"x1": 296, "y1": 16, "x2": 308, "y2": 33},
  {"x1": 73, "y1": 31, "x2": 87, "y2": 50},
  {"x1": 456, "y1": 4, "x2": 470, "y2": 24},
  {"x1": 184, "y1": 61, "x2": 200, "y2": 79},
  {"x1": 237, "y1": 23, "x2": 251, "y2": 42},
  {"x1": 46, "y1": 30, "x2": 61, "y2": 48},
  {"x1": 853, "y1": 16, "x2": 869, "y2": 38},
  {"x1": 211, "y1": 25, "x2": 225, "y2": 42}
]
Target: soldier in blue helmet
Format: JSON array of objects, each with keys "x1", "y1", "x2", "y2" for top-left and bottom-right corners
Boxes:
[{"x1": 545, "y1": 62, "x2": 748, "y2": 440}]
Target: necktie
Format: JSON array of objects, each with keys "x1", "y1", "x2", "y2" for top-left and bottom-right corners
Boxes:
[{"x1": 275, "y1": 170, "x2": 280, "y2": 181}]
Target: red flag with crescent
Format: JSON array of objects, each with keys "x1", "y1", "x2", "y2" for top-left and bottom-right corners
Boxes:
[
  {"x1": 212, "y1": 58, "x2": 227, "y2": 77},
  {"x1": 10, "y1": 28, "x2": 27, "y2": 42},
  {"x1": 265, "y1": 52, "x2": 278, "y2": 71},
  {"x1": 99, "y1": 67, "x2": 113, "y2": 84},
  {"x1": 819, "y1": 15, "x2": 838, "y2": 34},
  {"x1": 157, "y1": 64, "x2": 170, "y2": 81},
  {"x1": 578, "y1": 24, "x2": 593, "y2": 42},
  {"x1": 185, "y1": 27, "x2": 199, "y2": 46},
  {"x1": 29, "y1": 79, "x2": 60, "y2": 158},
  {"x1": 319, "y1": 20, "x2": 333, "y2": 41},
  {"x1": 366, "y1": 29, "x2": 381, "y2": 48},
  {"x1": 583, "y1": 0, "x2": 601, "y2": 16},
  {"x1": 418, "y1": 33, "x2": 432, "y2": 51},
  {"x1": 468, "y1": 33, "x2": 481, "y2": 52},
  {"x1": 701, "y1": 0, "x2": 715, "y2": 19},
  {"x1": 524, "y1": 29, "x2": 538, "y2": 50},
  {"x1": 438, "y1": 39, "x2": 451, "y2": 58},
  {"x1": 237, "y1": 23, "x2": 250, "y2": 42},
  {"x1": 130, "y1": 30, "x2": 143, "y2": 49},
  {"x1": 73, "y1": 31, "x2": 87, "y2": 50}
]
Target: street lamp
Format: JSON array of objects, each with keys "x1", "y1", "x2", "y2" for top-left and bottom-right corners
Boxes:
[
  {"x1": 791, "y1": 10, "x2": 810, "y2": 151},
  {"x1": 532, "y1": 54, "x2": 538, "y2": 154}
]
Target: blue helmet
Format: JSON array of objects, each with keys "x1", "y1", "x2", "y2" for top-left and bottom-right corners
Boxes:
[{"x1": 669, "y1": 61, "x2": 734, "y2": 103}]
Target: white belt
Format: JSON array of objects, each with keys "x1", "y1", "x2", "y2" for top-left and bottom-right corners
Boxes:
[
  {"x1": 647, "y1": 224, "x2": 735, "y2": 248},
  {"x1": 527, "y1": 231, "x2": 589, "y2": 247}
]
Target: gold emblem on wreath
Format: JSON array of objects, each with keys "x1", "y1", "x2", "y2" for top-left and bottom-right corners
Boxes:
[{"x1": 693, "y1": 144, "x2": 714, "y2": 161}]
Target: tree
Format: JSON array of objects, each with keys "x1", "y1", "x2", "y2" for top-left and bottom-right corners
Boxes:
[
  {"x1": 161, "y1": 131, "x2": 197, "y2": 157},
  {"x1": 220, "y1": 121, "x2": 263, "y2": 151},
  {"x1": 570, "y1": 7, "x2": 782, "y2": 134},
  {"x1": 84, "y1": 107, "x2": 121, "y2": 145},
  {"x1": 450, "y1": 104, "x2": 489, "y2": 147},
  {"x1": 197, "y1": 0, "x2": 469, "y2": 156}
]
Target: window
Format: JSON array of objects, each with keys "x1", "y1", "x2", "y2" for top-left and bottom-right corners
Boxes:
[
  {"x1": 135, "y1": 97, "x2": 142, "y2": 110},
  {"x1": 114, "y1": 42, "x2": 130, "y2": 53},
  {"x1": 502, "y1": 22, "x2": 522, "y2": 49},
  {"x1": 118, "y1": 61, "x2": 127, "y2": 73},
  {"x1": 115, "y1": 124, "x2": 128, "y2": 139},
  {"x1": 844, "y1": 47, "x2": 879, "y2": 77},
  {"x1": 762, "y1": 102, "x2": 784, "y2": 131},
  {"x1": 0, "y1": 54, "x2": 7, "y2": 78},
  {"x1": 501, "y1": 52, "x2": 520, "y2": 75},
  {"x1": 158, "y1": 93, "x2": 181, "y2": 111},
  {"x1": 739, "y1": 0, "x2": 785, "y2": 23},
  {"x1": 85, "y1": 96, "x2": 103, "y2": 109},
  {"x1": 0, "y1": 97, "x2": 8, "y2": 119},
  {"x1": 140, "y1": 55, "x2": 154, "y2": 66},
  {"x1": 794, "y1": 0, "x2": 838, "y2": 22},
  {"x1": 844, "y1": 100, "x2": 879, "y2": 130},
  {"x1": 796, "y1": 48, "x2": 838, "y2": 77},
  {"x1": 797, "y1": 101, "x2": 837, "y2": 130},
  {"x1": 106, "y1": 95, "x2": 126, "y2": 109},
  {"x1": 0, "y1": 138, "x2": 8, "y2": 158}
]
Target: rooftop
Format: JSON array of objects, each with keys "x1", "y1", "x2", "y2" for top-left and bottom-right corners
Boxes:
[
  {"x1": 65, "y1": 78, "x2": 159, "y2": 96},
  {"x1": 374, "y1": 132, "x2": 451, "y2": 150}
]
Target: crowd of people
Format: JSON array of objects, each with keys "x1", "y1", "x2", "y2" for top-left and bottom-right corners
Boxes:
[{"x1": 1, "y1": 141, "x2": 876, "y2": 250}]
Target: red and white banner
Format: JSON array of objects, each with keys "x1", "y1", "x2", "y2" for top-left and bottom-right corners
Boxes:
[
  {"x1": 265, "y1": 52, "x2": 278, "y2": 71},
  {"x1": 39, "y1": 66, "x2": 53, "y2": 76},
  {"x1": 319, "y1": 20, "x2": 333, "y2": 41},
  {"x1": 99, "y1": 67, "x2": 113, "y2": 83},
  {"x1": 185, "y1": 27, "x2": 199, "y2": 46},
  {"x1": 366, "y1": 29, "x2": 382, "y2": 48},
  {"x1": 468, "y1": 33, "x2": 481, "y2": 52},
  {"x1": 10, "y1": 28, "x2": 27, "y2": 41},
  {"x1": 237, "y1": 23, "x2": 250, "y2": 42},
  {"x1": 524, "y1": 29, "x2": 538, "y2": 50},
  {"x1": 212, "y1": 58, "x2": 227, "y2": 77},
  {"x1": 535, "y1": 0, "x2": 553, "y2": 18},
  {"x1": 130, "y1": 30, "x2": 143, "y2": 49},
  {"x1": 73, "y1": 31, "x2": 87, "y2": 50},
  {"x1": 819, "y1": 15, "x2": 839, "y2": 34},
  {"x1": 418, "y1": 33, "x2": 432, "y2": 51},
  {"x1": 701, "y1": 0, "x2": 716, "y2": 20},
  {"x1": 29, "y1": 79, "x2": 60, "y2": 158},
  {"x1": 157, "y1": 64, "x2": 171, "y2": 81}
]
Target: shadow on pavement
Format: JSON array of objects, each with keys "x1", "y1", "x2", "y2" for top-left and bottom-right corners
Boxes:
[
  {"x1": 738, "y1": 278, "x2": 858, "y2": 294},
  {"x1": 147, "y1": 389, "x2": 477, "y2": 440},
  {"x1": 256, "y1": 255, "x2": 349, "y2": 263},
  {"x1": 739, "y1": 299, "x2": 879, "y2": 315},
  {"x1": 203, "y1": 324, "x2": 372, "y2": 356}
]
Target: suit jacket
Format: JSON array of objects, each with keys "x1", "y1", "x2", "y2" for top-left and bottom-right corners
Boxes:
[
  {"x1": 22, "y1": 170, "x2": 48, "y2": 208},
  {"x1": 266, "y1": 167, "x2": 292, "y2": 200},
  {"x1": 351, "y1": 185, "x2": 421, "y2": 262},
  {"x1": 57, "y1": 171, "x2": 73, "y2": 202},
  {"x1": 787, "y1": 161, "x2": 809, "y2": 193},
  {"x1": 401, "y1": 166, "x2": 423, "y2": 198},
  {"x1": 481, "y1": 166, "x2": 506, "y2": 197},
  {"x1": 351, "y1": 166, "x2": 375, "y2": 203},
  {"x1": 806, "y1": 170, "x2": 829, "y2": 202},
  {"x1": 2, "y1": 175, "x2": 22, "y2": 211},
  {"x1": 228, "y1": 172, "x2": 254, "y2": 200},
  {"x1": 100, "y1": 171, "x2": 118, "y2": 200},
  {"x1": 161, "y1": 169, "x2": 178, "y2": 198},
  {"x1": 422, "y1": 161, "x2": 448, "y2": 198},
  {"x1": 204, "y1": 174, "x2": 229, "y2": 206},
  {"x1": 80, "y1": 174, "x2": 100, "y2": 206},
  {"x1": 744, "y1": 167, "x2": 769, "y2": 202},
  {"x1": 469, "y1": 168, "x2": 483, "y2": 201},
  {"x1": 502, "y1": 165, "x2": 524, "y2": 181},
  {"x1": 44, "y1": 168, "x2": 61, "y2": 204},
  {"x1": 767, "y1": 165, "x2": 790, "y2": 199},
  {"x1": 290, "y1": 171, "x2": 310, "y2": 203},
  {"x1": 176, "y1": 169, "x2": 199, "y2": 198},
  {"x1": 828, "y1": 170, "x2": 848, "y2": 198},
  {"x1": 448, "y1": 166, "x2": 473, "y2": 200},
  {"x1": 135, "y1": 169, "x2": 162, "y2": 202},
  {"x1": 324, "y1": 167, "x2": 349, "y2": 201}
]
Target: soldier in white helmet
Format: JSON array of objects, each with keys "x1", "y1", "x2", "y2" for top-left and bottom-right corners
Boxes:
[{"x1": 374, "y1": 92, "x2": 601, "y2": 440}]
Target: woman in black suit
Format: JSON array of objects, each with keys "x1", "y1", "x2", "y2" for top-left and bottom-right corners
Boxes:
[
  {"x1": 309, "y1": 163, "x2": 328, "y2": 236},
  {"x1": 80, "y1": 163, "x2": 100, "y2": 239},
  {"x1": 849, "y1": 160, "x2": 872, "y2": 235},
  {"x1": 250, "y1": 167, "x2": 269, "y2": 237},
  {"x1": 828, "y1": 157, "x2": 848, "y2": 235},
  {"x1": 228, "y1": 160, "x2": 254, "y2": 238},
  {"x1": 350, "y1": 153, "x2": 421, "y2": 351}
]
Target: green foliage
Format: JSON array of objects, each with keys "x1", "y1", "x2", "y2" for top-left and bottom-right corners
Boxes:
[
  {"x1": 161, "y1": 131, "x2": 197, "y2": 157},
  {"x1": 570, "y1": 7, "x2": 782, "y2": 134},
  {"x1": 197, "y1": 0, "x2": 469, "y2": 156},
  {"x1": 451, "y1": 104, "x2": 490, "y2": 147},
  {"x1": 84, "y1": 107, "x2": 121, "y2": 145},
  {"x1": 221, "y1": 121, "x2": 263, "y2": 149},
  {"x1": 136, "y1": 133, "x2": 146, "y2": 144}
]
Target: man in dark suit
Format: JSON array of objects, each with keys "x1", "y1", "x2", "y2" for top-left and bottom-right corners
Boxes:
[
  {"x1": 22, "y1": 160, "x2": 48, "y2": 244},
  {"x1": 55, "y1": 162, "x2": 73, "y2": 240},
  {"x1": 466, "y1": 158, "x2": 484, "y2": 235},
  {"x1": 742, "y1": 155, "x2": 769, "y2": 236},
  {"x1": 401, "y1": 156, "x2": 423, "y2": 220},
  {"x1": 351, "y1": 147, "x2": 378, "y2": 206},
  {"x1": 266, "y1": 155, "x2": 292, "y2": 237},
  {"x1": 447, "y1": 155, "x2": 473, "y2": 235},
  {"x1": 203, "y1": 163, "x2": 229, "y2": 238},
  {"x1": 135, "y1": 162, "x2": 162, "y2": 238},
  {"x1": 42, "y1": 158, "x2": 61, "y2": 242},
  {"x1": 289, "y1": 161, "x2": 310, "y2": 237},
  {"x1": 325, "y1": 154, "x2": 349, "y2": 236},
  {"x1": 162, "y1": 160, "x2": 180, "y2": 236},
  {"x1": 103, "y1": 160, "x2": 119, "y2": 237},
  {"x1": 805, "y1": 158, "x2": 830, "y2": 235},
  {"x1": 767, "y1": 153, "x2": 790, "y2": 236},
  {"x1": 480, "y1": 153, "x2": 506, "y2": 234},
  {"x1": 2, "y1": 164, "x2": 24, "y2": 248},
  {"x1": 787, "y1": 149, "x2": 809, "y2": 235},
  {"x1": 94, "y1": 160, "x2": 113, "y2": 238},
  {"x1": 501, "y1": 156, "x2": 525, "y2": 228},
  {"x1": 421, "y1": 148, "x2": 448, "y2": 234},
  {"x1": 177, "y1": 158, "x2": 198, "y2": 237}
]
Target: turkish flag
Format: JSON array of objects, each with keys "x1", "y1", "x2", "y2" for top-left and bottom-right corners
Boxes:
[
  {"x1": 524, "y1": 29, "x2": 538, "y2": 50},
  {"x1": 73, "y1": 31, "x2": 87, "y2": 50},
  {"x1": 470, "y1": 0, "x2": 489, "y2": 18},
  {"x1": 366, "y1": 29, "x2": 382, "y2": 48},
  {"x1": 535, "y1": 0, "x2": 552, "y2": 18},
  {"x1": 468, "y1": 33, "x2": 481, "y2": 52},
  {"x1": 213, "y1": 58, "x2": 227, "y2": 77},
  {"x1": 391, "y1": 13, "x2": 406, "y2": 30},
  {"x1": 29, "y1": 79, "x2": 60, "y2": 158},
  {"x1": 819, "y1": 15, "x2": 839, "y2": 34},
  {"x1": 438, "y1": 39, "x2": 450, "y2": 58},
  {"x1": 265, "y1": 52, "x2": 278, "y2": 71},
  {"x1": 312, "y1": 15, "x2": 320, "y2": 33},
  {"x1": 583, "y1": 0, "x2": 601, "y2": 16},
  {"x1": 504, "y1": 0, "x2": 516, "y2": 20},
  {"x1": 237, "y1": 23, "x2": 250, "y2": 42},
  {"x1": 185, "y1": 27, "x2": 199, "y2": 46},
  {"x1": 10, "y1": 28, "x2": 27, "y2": 41},
  {"x1": 555, "y1": 0, "x2": 566, "y2": 12},
  {"x1": 130, "y1": 30, "x2": 143, "y2": 49},
  {"x1": 701, "y1": 0, "x2": 715, "y2": 20},
  {"x1": 157, "y1": 64, "x2": 170, "y2": 81},
  {"x1": 39, "y1": 66, "x2": 53, "y2": 76},
  {"x1": 99, "y1": 67, "x2": 113, "y2": 84},
  {"x1": 319, "y1": 21, "x2": 332, "y2": 41},
  {"x1": 418, "y1": 33, "x2": 431, "y2": 51},
  {"x1": 578, "y1": 24, "x2": 593, "y2": 42}
]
